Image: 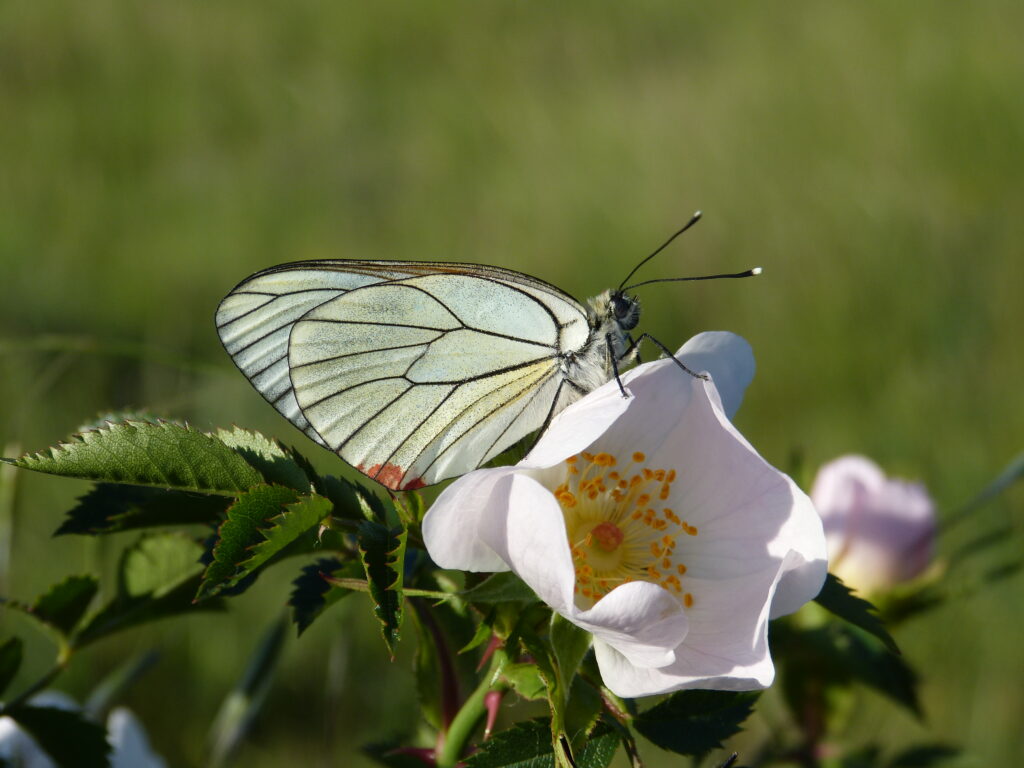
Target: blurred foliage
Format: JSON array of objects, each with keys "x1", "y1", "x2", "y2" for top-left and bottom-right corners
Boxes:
[{"x1": 0, "y1": 1, "x2": 1021, "y2": 765}]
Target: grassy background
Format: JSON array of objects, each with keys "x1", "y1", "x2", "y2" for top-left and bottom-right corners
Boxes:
[{"x1": 1, "y1": 1, "x2": 1022, "y2": 765}]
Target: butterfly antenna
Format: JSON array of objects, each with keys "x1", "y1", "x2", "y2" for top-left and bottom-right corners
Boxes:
[
  {"x1": 622, "y1": 267, "x2": 761, "y2": 293},
  {"x1": 617, "y1": 211, "x2": 703, "y2": 292}
]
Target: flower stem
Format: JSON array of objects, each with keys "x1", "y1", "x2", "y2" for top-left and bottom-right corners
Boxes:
[
  {"x1": 435, "y1": 652, "x2": 508, "y2": 768},
  {"x1": 1, "y1": 642, "x2": 72, "y2": 712}
]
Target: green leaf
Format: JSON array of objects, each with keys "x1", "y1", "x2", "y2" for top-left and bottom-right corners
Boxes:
[
  {"x1": 502, "y1": 662, "x2": 548, "y2": 701},
  {"x1": 74, "y1": 534, "x2": 220, "y2": 648},
  {"x1": 564, "y1": 674, "x2": 604, "y2": 748},
  {"x1": 319, "y1": 474, "x2": 388, "y2": 521},
  {"x1": 832, "y1": 625, "x2": 921, "y2": 716},
  {"x1": 358, "y1": 519, "x2": 408, "y2": 656},
  {"x1": 288, "y1": 558, "x2": 361, "y2": 635},
  {"x1": 815, "y1": 573, "x2": 900, "y2": 655},
  {"x1": 120, "y1": 532, "x2": 204, "y2": 597},
  {"x1": 4, "y1": 705, "x2": 110, "y2": 768},
  {"x1": 235, "y1": 494, "x2": 332, "y2": 579},
  {"x1": 215, "y1": 427, "x2": 313, "y2": 492},
  {"x1": 0, "y1": 637, "x2": 23, "y2": 697},
  {"x1": 196, "y1": 484, "x2": 301, "y2": 600},
  {"x1": 461, "y1": 572, "x2": 538, "y2": 605},
  {"x1": 6, "y1": 420, "x2": 262, "y2": 494},
  {"x1": 633, "y1": 690, "x2": 759, "y2": 756},
  {"x1": 838, "y1": 746, "x2": 882, "y2": 768},
  {"x1": 56, "y1": 484, "x2": 230, "y2": 536},
  {"x1": 888, "y1": 744, "x2": 961, "y2": 767},
  {"x1": 13, "y1": 575, "x2": 99, "y2": 637},
  {"x1": 362, "y1": 743, "x2": 437, "y2": 768},
  {"x1": 550, "y1": 614, "x2": 591, "y2": 694},
  {"x1": 463, "y1": 719, "x2": 619, "y2": 768}
]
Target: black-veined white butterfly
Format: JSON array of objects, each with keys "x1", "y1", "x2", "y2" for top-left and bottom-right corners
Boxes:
[{"x1": 216, "y1": 212, "x2": 758, "y2": 490}]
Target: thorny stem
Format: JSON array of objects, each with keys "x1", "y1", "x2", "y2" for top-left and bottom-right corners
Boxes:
[
  {"x1": 435, "y1": 650, "x2": 508, "y2": 768},
  {"x1": 412, "y1": 600, "x2": 460, "y2": 729}
]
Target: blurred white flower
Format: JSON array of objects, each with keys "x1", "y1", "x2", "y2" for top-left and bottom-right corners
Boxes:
[
  {"x1": 424, "y1": 332, "x2": 828, "y2": 698},
  {"x1": 0, "y1": 692, "x2": 166, "y2": 768},
  {"x1": 811, "y1": 455, "x2": 936, "y2": 594}
]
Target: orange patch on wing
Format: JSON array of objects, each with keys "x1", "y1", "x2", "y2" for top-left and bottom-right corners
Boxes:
[{"x1": 358, "y1": 463, "x2": 426, "y2": 491}]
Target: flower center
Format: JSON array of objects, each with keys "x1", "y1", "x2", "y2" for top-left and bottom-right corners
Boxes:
[{"x1": 553, "y1": 451, "x2": 698, "y2": 609}]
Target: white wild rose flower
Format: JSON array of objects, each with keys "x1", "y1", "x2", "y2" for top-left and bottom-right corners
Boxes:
[
  {"x1": 424, "y1": 332, "x2": 828, "y2": 697},
  {"x1": 811, "y1": 455, "x2": 935, "y2": 594}
]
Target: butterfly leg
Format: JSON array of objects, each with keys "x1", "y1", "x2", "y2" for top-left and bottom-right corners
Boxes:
[
  {"x1": 626, "y1": 333, "x2": 643, "y2": 364},
  {"x1": 624, "y1": 334, "x2": 709, "y2": 381},
  {"x1": 606, "y1": 333, "x2": 630, "y2": 399}
]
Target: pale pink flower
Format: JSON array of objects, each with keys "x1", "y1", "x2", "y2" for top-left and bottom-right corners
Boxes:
[
  {"x1": 811, "y1": 455, "x2": 935, "y2": 594},
  {"x1": 424, "y1": 332, "x2": 827, "y2": 698}
]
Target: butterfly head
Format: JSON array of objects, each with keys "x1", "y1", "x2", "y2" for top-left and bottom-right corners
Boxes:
[{"x1": 609, "y1": 290, "x2": 641, "y2": 332}]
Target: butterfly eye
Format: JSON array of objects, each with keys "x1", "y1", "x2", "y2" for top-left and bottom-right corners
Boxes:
[{"x1": 612, "y1": 294, "x2": 640, "y2": 331}]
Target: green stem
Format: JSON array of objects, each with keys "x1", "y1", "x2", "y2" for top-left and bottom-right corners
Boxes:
[
  {"x1": 435, "y1": 652, "x2": 508, "y2": 768},
  {"x1": 323, "y1": 576, "x2": 451, "y2": 601},
  {"x1": 1, "y1": 642, "x2": 72, "y2": 712}
]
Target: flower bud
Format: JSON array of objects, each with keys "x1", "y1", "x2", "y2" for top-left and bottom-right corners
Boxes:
[{"x1": 811, "y1": 455, "x2": 935, "y2": 594}]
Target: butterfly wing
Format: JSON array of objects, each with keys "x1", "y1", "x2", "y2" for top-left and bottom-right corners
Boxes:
[{"x1": 216, "y1": 261, "x2": 593, "y2": 489}]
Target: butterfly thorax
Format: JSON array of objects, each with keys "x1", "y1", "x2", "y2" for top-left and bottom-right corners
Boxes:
[{"x1": 558, "y1": 289, "x2": 641, "y2": 393}]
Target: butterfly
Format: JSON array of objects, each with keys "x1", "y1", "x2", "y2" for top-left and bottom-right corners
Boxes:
[{"x1": 216, "y1": 212, "x2": 757, "y2": 490}]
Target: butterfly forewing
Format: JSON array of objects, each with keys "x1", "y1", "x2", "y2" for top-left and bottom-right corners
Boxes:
[
  {"x1": 217, "y1": 261, "x2": 595, "y2": 490},
  {"x1": 215, "y1": 264, "x2": 411, "y2": 448}
]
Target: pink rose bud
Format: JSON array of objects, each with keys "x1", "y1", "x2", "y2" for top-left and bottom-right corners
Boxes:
[{"x1": 811, "y1": 455, "x2": 936, "y2": 594}]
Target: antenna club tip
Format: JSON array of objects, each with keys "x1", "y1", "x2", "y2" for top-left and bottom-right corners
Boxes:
[
  {"x1": 693, "y1": 210, "x2": 703, "y2": 219},
  {"x1": 751, "y1": 267, "x2": 763, "y2": 275}
]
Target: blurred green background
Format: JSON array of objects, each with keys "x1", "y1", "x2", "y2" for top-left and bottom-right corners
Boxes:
[{"x1": 1, "y1": 1, "x2": 1022, "y2": 765}]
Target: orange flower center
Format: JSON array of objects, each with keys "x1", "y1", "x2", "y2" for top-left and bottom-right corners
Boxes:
[{"x1": 553, "y1": 450, "x2": 698, "y2": 610}]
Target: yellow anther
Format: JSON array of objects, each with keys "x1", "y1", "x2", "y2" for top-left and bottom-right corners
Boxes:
[
  {"x1": 636, "y1": 493, "x2": 651, "y2": 507},
  {"x1": 582, "y1": 451, "x2": 595, "y2": 462},
  {"x1": 566, "y1": 455, "x2": 578, "y2": 463},
  {"x1": 662, "y1": 557, "x2": 672, "y2": 569},
  {"x1": 666, "y1": 469, "x2": 676, "y2": 482},
  {"x1": 594, "y1": 452, "x2": 616, "y2": 466},
  {"x1": 683, "y1": 593, "x2": 694, "y2": 608},
  {"x1": 676, "y1": 563, "x2": 687, "y2": 575},
  {"x1": 633, "y1": 452, "x2": 646, "y2": 463}
]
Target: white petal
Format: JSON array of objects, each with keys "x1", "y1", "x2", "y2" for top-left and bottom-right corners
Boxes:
[
  {"x1": 573, "y1": 581, "x2": 688, "y2": 668},
  {"x1": 523, "y1": 380, "x2": 631, "y2": 468},
  {"x1": 675, "y1": 332, "x2": 755, "y2": 419},
  {"x1": 593, "y1": 631, "x2": 775, "y2": 698},
  {"x1": 483, "y1": 473, "x2": 578, "y2": 614},
  {"x1": 422, "y1": 466, "x2": 518, "y2": 572},
  {"x1": 587, "y1": 357, "x2": 827, "y2": 622},
  {"x1": 769, "y1": 479, "x2": 830, "y2": 617}
]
